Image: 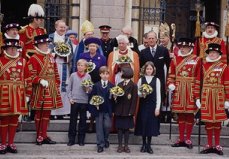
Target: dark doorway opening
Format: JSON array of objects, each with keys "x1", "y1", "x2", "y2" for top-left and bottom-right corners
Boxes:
[
  {"x1": 1, "y1": 0, "x2": 36, "y2": 29},
  {"x1": 203, "y1": 0, "x2": 220, "y2": 24}
]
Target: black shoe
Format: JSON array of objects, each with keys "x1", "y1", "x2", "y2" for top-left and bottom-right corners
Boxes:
[
  {"x1": 0, "y1": 145, "x2": 7, "y2": 154},
  {"x1": 36, "y1": 136, "x2": 43, "y2": 145},
  {"x1": 78, "y1": 142, "x2": 85, "y2": 146},
  {"x1": 97, "y1": 147, "x2": 104, "y2": 153},
  {"x1": 78, "y1": 134, "x2": 85, "y2": 146},
  {"x1": 146, "y1": 146, "x2": 153, "y2": 154},
  {"x1": 185, "y1": 140, "x2": 193, "y2": 149},
  {"x1": 140, "y1": 145, "x2": 146, "y2": 152},
  {"x1": 50, "y1": 115, "x2": 55, "y2": 120},
  {"x1": 171, "y1": 141, "x2": 186, "y2": 147},
  {"x1": 214, "y1": 146, "x2": 224, "y2": 155},
  {"x1": 200, "y1": 147, "x2": 214, "y2": 154},
  {"x1": 56, "y1": 115, "x2": 64, "y2": 120},
  {"x1": 42, "y1": 137, "x2": 56, "y2": 144},
  {"x1": 67, "y1": 141, "x2": 75, "y2": 146},
  {"x1": 7, "y1": 145, "x2": 17, "y2": 153},
  {"x1": 186, "y1": 143, "x2": 193, "y2": 149},
  {"x1": 105, "y1": 141, "x2": 110, "y2": 148}
]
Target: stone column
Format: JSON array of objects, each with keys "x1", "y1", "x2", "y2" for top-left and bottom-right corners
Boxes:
[
  {"x1": 220, "y1": 0, "x2": 228, "y2": 40},
  {"x1": 132, "y1": 0, "x2": 140, "y2": 40},
  {"x1": 71, "y1": 0, "x2": 80, "y2": 34},
  {"x1": 124, "y1": 0, "x2": 132, "y2": 27},
  {"x1": 79, "y1": 0, "x2": 90, "y2": 38}
]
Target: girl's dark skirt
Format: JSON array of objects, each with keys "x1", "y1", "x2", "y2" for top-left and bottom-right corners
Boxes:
[{"x1": 115, "y1": 115, "x2": 134, "y2": 129}]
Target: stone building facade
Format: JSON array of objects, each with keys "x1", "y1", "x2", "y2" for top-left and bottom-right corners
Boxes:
[{"x1": 0, "y1": 0, "x2": 228, "y2": 43}]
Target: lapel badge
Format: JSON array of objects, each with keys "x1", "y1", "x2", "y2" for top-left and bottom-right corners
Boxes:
[{"x1": 127, "y1": 93, "x2": 131, "y2": 100}]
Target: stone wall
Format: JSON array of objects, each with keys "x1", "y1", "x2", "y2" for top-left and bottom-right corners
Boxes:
[{"x1": 90, "y1": 0, "x2": 125, "y2": 38}]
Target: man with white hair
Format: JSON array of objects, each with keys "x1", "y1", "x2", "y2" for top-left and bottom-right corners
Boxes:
[
  {"x1": 107, "y1": 34, "x2": 139, "y2": 85},
  {"x1": 109, "y1": 26, "x2": 140, "y2": 54},
  {"x1": 19, "y1": 4, "x2": 46, "y2": 61}
]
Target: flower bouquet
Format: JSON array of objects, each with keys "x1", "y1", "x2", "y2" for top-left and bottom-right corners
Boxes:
[
  {"x1": 89, "y1": 95, "x2": 104, "y2": 110},
  {"x1": 54, "y1": 42, "x2": 71, "y2": 57},
  {"x1": 116, "y1": 55, "x2": 132, "y2": 64},
  {"x1": 81, "y1": 79, "x2": 94, "y2": 87},
  {"x1": 86, "y1": 62, "x2": 96, "y2": 73},
  {"x1": 110, "y1": 86, "x2": 124, "y2": 96},
  {"x1": 139, "y1": 84, "x2": 153, "y2": 98}
]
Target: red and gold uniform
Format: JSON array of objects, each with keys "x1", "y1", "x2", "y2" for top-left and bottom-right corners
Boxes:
[
  {"x1": 168, "y1": 54, "x2": 200, "y2": 113},
  {"x1": 27, "y1": 53, "x2": 62, "y2": 110},
  {"x1": 195, "y1": 61, "x2": 229, "y2": 122},
  {"x1": 168, "y1": 38, "x2": 200, "y2": 148},
  {"x1": 27, "y1": 34, "x2": 62, "y2": 144},
  {"x1": 194, "y1": 43, "x2": 229, "y2": 154},
  {"x1": 19, "y1": 25, "x2": 46, "y2": 60},
  {"x1": 193, "y1": 37, "x2": 227, "y2": 63},
  {"x1": 0, "y1": 39, "x2": 28, "y2": 154}
]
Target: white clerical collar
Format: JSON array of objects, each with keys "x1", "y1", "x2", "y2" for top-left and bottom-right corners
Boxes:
[
  {"x1": 202, "y1": 30, "x2": 218, "y2": 39},
  {"x1": 4, "y1": 33, "x2": 20, "y2": 40},
  {"x1": 206, "y1": 56, "x2": 221, "y2": 62},
  {"x1": 35, "y1": 46, "x2": 50, "y2": 55},
  {"x1": 178, "y1": 48, "x2": 193, "y2": 57},
  {"x1": 4, "y1": 50, "x2": 19, "y2": 59},
  {"x1": 54, "y1": 31, "x2": 65, "y2": 43}
]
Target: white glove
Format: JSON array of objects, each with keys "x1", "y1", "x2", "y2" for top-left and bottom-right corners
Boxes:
[
  {"x1": 26, "y1": 96, "x2": 30, "y2": 103},
  {"x1": 168, "y1": 84, "x2": 176, "y2": 91},
  {"x1": 40, "y1": 79, "x2": 49, "y2": 88},
  {"x1": 224, "y1": 101, "x2": 229, "y2": 109},
  {"x1": 196, "y1": 99, "x2": 201, "y2": 109}
]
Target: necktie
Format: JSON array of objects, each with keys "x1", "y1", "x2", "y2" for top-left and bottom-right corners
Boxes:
[
  {"x1": 151, "y1": 48, "x2": 155, "y2": 57},
  {"x1": 103, "y1": 81, "x2": 106, "y2": 88}
]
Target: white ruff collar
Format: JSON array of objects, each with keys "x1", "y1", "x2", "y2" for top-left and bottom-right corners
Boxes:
[
  {"x1": 202, "y1": 30, "x2": 218, "y2": 39},
  {"x1": 206, "y1": 56, "x2": 221, "y2": 62},
  {"x1": 4, "y1": 50, "x2": 19, "y2": 59},
  {"x1": 35, "y1": 46, "x2": 50, "y2": 55},
  {"x1": 4, "y1": 33, "x2": 20, "y2": 40},
  {"x1": 178, "y1": 48, "x2": 193, "y2": 57}
]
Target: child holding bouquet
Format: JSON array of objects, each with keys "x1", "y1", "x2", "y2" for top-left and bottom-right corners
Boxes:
[
  {"x1": 67, "y1": 59, "x2": 92, "y2": 146},
  {"x1": 114, "y1": 67, "x2": 138, "y2": 153},
  {"x1": 88, "y1": 66, "x2": 114, "y2": 153},
  {"x1": 135, "y1": 61, "x2": 161, "y2": 154}
]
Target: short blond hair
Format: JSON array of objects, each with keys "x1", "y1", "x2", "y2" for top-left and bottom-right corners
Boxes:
[{"x1": 77, "y1": 59, "x2": 88, "y2": 66}]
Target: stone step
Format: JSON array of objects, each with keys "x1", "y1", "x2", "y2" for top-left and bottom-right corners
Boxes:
[
  {"x1": 3, "y1": 144, "x2": 229, "y2": 159},
  {"x1": 14, "y1": 131, "x2": 229, "y2": 147},
  {"x1": 18, "y1": 120, "x2": 229, "y2": 136}
]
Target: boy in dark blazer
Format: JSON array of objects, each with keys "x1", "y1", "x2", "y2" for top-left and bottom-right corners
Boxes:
[{"x1": 88, "y1": 66, "x2": 114, "y2": 153}]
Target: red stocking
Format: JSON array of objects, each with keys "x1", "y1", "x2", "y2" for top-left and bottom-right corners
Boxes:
[{"x1": 8, "y1": 115, "x2": 19, "y2": 145}]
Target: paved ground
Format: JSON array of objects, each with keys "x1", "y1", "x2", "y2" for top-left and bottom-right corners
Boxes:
[{"x1": 1, "y1": 144, "x2": 229, "y2": 159}]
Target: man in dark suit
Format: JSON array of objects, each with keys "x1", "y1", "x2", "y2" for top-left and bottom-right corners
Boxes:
[{"x1": 139, "y1": 31, "x2": 171, "y2": 122}]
